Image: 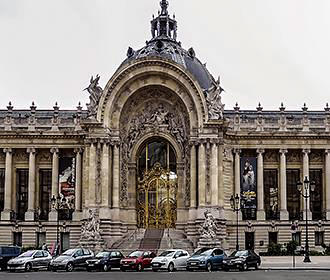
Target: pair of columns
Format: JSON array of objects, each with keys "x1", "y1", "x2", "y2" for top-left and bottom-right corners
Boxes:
[
  {"x1": 190, "y1": 140, "x2": 222, "y2": 209},
  {"x1": 0, "y1": 147, "x2": 83, "y2": 221},
  {"x1": 87, "y1": 141, "x2": 120, "y2": 218},
  {"x1": 233, "y1": 148, "x2": 330, "y2": 221}
]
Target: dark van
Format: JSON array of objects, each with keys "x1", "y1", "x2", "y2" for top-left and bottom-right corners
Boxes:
[{"x1": 0, "y1": 246, "x2": 21, "y2": 270}]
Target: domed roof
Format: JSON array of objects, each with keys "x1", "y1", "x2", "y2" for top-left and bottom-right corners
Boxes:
[{"x1": 121, "y1": 0, "x2": 215, "y2": 90}]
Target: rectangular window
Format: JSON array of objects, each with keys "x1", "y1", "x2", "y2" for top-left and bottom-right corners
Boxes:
[
  {"x1": 16, "y1": 169, "x2": 29, "y2": 221},
  {"x1": 269, "y1": 232, "x2": 278, "y2": 245},
  {"x1": 39, "y1": 170, "x2": 52, "y2": 221},
  {"x1": 0, "y1": 169, "x2": 4, "y2": 211},
  {"x1": 292, "y1": 232, "x2": 301, "y2": 246},
  {"x1": 36, "y1": 232, "x2": 46, "y2": 249},
  {"x1": 315, "y1": 231, "x2": 324, "y2": 246},
  {"x1": 264, "y1": 169, "x2": 279, "y2": 220},
  {"x1": 13, "y1": 232, "x2": 22, "y2": 247},
  {"x1": 287, "y1": 169, "x2": 301, "y2": 220},
  {"x1": 310, "y1": 169, "x2": 323, "y2": 220},
  {"x1": 61, "y1": 232, "x2": 70, "y2": 251}
]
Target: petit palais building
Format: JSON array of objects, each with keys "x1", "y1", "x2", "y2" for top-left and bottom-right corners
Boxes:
[{"x1": 0, "y1": 1, "x2": 330, "y2": 253}]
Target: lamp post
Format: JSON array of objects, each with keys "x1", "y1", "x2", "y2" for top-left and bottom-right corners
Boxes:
[
  {"x1": 230, "y1": 194, "x2": 241, "y2": 251},
  {"x1": 296, "y1": 176, "x2": 315, "y2": 263},
  {"x1": 50, "y1": 194, "x2": 66, "y2": 256}
]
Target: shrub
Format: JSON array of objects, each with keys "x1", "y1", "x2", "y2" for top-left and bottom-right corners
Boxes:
[{"x1": 286, "y1": 240, "x2": 298, "y2": 255}]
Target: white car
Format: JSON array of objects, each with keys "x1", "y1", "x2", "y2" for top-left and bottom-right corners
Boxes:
[{"x1": 151, "y1": 249, "x2": 190, "y2": 272}]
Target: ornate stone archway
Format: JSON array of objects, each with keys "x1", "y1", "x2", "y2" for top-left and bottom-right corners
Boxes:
[{"x1": 119, "y1": 86, "x2": 190, "y2": 219}]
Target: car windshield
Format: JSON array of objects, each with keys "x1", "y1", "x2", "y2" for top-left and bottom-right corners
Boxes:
[
  {"x1": 128, "y1": 251, "x2": 143, "y2": 258},
  {"x1": 96, "y1": 252, "x2": 110, "y2": 258},
  {"x1": 193, "y1": 248, "x2": 212, "y2": 256},
  {"x1": 18, "y1": 251, "x2": 35, "y2": 258},
  {"x1": 231, "y1": 251, "x2": 248, "y2": 257},
  {"x1": 62, "y1": 249, "x2": 76, "y2": 256},
  {"x1": 159, "y1": 251, "x2": 175, "y2": 257}
]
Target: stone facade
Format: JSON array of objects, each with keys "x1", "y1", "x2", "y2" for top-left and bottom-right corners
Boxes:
[{"x1": 0, "y1": 1, "x2": 330, "y2": 253}]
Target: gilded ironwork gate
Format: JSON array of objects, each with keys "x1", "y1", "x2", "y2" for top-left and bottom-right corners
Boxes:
[{"x1": 137, "y1": 163, "x2": 177, "y2": 229}]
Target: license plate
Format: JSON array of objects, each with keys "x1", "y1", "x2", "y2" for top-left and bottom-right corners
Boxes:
[
  {"x1": 153, "y1": 263, "x2": 160, "y2": 267},
  {"x1": 191, "y1": 262, "x2": 198, "y2": 265},
  {"x1": 88, "y1": 264, "x2": 94, "y2": 266}
]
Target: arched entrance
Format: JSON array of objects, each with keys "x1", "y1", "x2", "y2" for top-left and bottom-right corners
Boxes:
[{"x1": 136, "y1": 139, "x2": 177, "y2": 229}]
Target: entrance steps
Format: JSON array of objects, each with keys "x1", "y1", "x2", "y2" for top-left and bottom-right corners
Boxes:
[{"x1": 111, "y1": 228, "x2": 195, "y2": 255}]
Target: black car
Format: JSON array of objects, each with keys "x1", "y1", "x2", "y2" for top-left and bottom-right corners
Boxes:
[
  {"x1": 50, "y1": 248, "x2": 94, "y2": 272},
  {"x1": 86, "y1": 250, "x2": 124, "y2": 272},
  {"x1": 223, "y1": 250, "x2": 261, "y2": 271},
  {"x1": 0, "y1": 246, "x2": 21, "y2": 271}
]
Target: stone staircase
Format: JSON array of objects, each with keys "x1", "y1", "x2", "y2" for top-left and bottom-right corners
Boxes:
[{"x1": 111, "y1": 228, "x2": 195, "y2": 255}]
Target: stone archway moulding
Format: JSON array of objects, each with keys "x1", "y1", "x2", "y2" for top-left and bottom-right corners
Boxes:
[{"x1": 98, "y1": 57, "x2": 208, "y2": 130}]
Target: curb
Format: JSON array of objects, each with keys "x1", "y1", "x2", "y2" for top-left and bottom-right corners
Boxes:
[{"x1": 261, "y1": 267, "x2": 330, "y2": 271}]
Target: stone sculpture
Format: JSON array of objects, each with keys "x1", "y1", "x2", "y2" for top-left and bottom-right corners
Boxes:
[
  {"x1": 200, "y1": 210, "x2": 218, "y2": 239},
  {"x1": 84, "y1": 75, "x2": 103, "y2": 118},
  {"x1": 205, "y1": 76, "x2": 225, "y2": 120},
  {"x1": 81, "y1": 209, "x2": 102, "y2": 241}
]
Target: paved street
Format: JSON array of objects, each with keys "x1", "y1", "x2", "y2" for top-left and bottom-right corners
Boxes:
[{"x1": 0, "y1": 270, "x2": 330, "y2": 280}]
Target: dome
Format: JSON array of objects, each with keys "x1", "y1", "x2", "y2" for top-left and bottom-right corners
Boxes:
[{"x1": 121, "y1": 0, "x2": 215, "y2": 91}]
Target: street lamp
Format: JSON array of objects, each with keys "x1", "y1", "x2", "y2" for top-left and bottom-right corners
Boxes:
[
  {"x1": 230, "y1": 194, "x2": 241, "y2": 251},
  {"x1": 50, "y1": 194, "x2": 66, "y2": 256},
  {"x1": 296, "y1": 176, "x2": 315, "y2": 263}
]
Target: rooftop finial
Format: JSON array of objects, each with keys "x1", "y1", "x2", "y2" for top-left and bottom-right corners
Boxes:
[{"x1": 160, "y1": 0, "x2": 169, "y2": 15}]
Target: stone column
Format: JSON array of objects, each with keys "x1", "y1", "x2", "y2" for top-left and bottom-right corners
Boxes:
[
  {"x1": 112, "y1": 144, "x2": 120, "y2": 210},
  {"x1": 257, "y1": 149, "x2": 266, "y2": 220},
  {"x1": 279, "y1": 149, "x2": 289, "y2": 220},
  {"x1": 49, "y1": 148, "x2": 59, "y2": 221},
  {"x1": 325, "y1": 150, "x2": 330, "y2": 220},
  {"x1": 190, "y1": 143, "x2": 197, "y2": 208},
  {"x1": 88, "y1": 142, "x2": 97, "y2": 206},
  {"x1": 234, "y1": 149, "x2": 241, "y2": 196},
  {"x1": 1, "y1": 148, "x2": 13, "y2": 221},
  {"x1": 302, "y1": 149, "x2": 311, "y2": 220},
  {"x1": 198, "y1": 141, "x2": 206, "y2": 207},
  {"x1": 211, "y1": 141, "x2": 219, "y2": 206},
  {"x1": 73, "y1": 148, "x2": 83, "y2": 221},
  {"x1": 100, "y1": 142, "x2": 111, "y2": 219},
  {"x1": 25, "y1": 148, "x2": 36, "y2": 221},
  {"x1": 234, "y1": 149, "x2": 242, "y2": 220}
]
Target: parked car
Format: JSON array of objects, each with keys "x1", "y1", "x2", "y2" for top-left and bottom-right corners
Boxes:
[
  {"x1": 120, "y1": 250, "x2": 156, "y2": 272},
  {"x1": 86, "y1": 250, "x2": 124, "y2": 272},
  {"x1": 49, "y1": 248, "x2": 94, "y2": 272},
  {"x1": 222, "y1": 250, "x2": 261, "y2": 271},
  {"x1": 151, "y1": 249, "x2": 190, "y2": 272},
  {"x1": 7, "y1": 250, "x2": 52, "y2": 272},
  {"x1": 186, "y1": 247, "x2": 226, "y2": 272},
  {"x1": 0, "y1": 246, "x2": 21, "y2": 271}
]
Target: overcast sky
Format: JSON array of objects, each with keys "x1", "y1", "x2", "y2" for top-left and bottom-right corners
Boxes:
[{"x1": 0, "y1": 0, "x2": 329, "y2": 111}]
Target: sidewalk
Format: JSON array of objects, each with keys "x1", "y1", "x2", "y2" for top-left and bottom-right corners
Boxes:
[{"x1": 260, "y1": 256, "x2": 330, "y2": 270}]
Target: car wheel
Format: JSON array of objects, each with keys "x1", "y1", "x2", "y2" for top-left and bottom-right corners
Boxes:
[
  {"x1": 52, "y1": 268, "x2": 57, "y2": 272},
  {"x1": 242, "y1": 263, "x2": 248, "y2": 271},
  {"x1": 25, "y1": 263, "x2": 32, "y2": 272},
  {"x1": 255, "y1": 263, "x2": 259, "y2": 270},
  {"x1": 137, "y1": 263, "x2": 143, "y2": 272},
  {"x1": 66, "y1": 262, "x2": 74, "y2": 272},
  {"x1": 168, "y1": 262, "x2": 175, "y2": 272},
  {"x1": 206, "y1": 262, "x2": 212, "y2": 272},
  {"x1": 102, "y1": 264, "x2": 109, "y2": 272}
]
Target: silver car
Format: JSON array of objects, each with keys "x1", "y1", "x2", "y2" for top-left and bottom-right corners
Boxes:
[{"x1": 7, "y1": 250, "x2": 52, "y2": 272}]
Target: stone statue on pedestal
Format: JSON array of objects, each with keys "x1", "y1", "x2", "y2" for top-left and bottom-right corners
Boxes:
[
  {"x1": 84, "y1": 75, "x2": 103, "y2": 119},
  {"x1": 197, "y1": 210, "x2": 222, "y2": 248}
]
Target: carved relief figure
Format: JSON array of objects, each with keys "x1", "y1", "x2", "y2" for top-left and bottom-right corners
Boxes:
[
  {"x1": 200, "y1": 210, "x2": 218, "y2": 239},
  {"x1": 81, "y1": 209, "x2": 102, "y2": 241}
]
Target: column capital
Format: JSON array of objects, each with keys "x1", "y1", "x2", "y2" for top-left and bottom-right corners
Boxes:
[
  {"x1": 325, "y1": 149, "x2": 330, "y2": 155},
  {"x1": 74, "y1": 147, "x2": 84, "y2": 154},
  {"x1": 302, "y1": 148, "x2": 311, "y2": 155},
  {"x1": 3, "y1": 148, "x2": 13, "y2": 154},
  {"x1": 50, "y1": 147, "x2": 59, "y2": 154},
  {"x1": 257, "y1": 148, "x2": 265, "y2": 154},
  {"x1": 27, "y1": 147, "x2": 36, "y2": 154},
  {"x1": 279, "y1": 149, "x2": 288, "y2": 155},
  {"x1": 233, "y1": 148, "x2": 241, "y2": 155}
]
